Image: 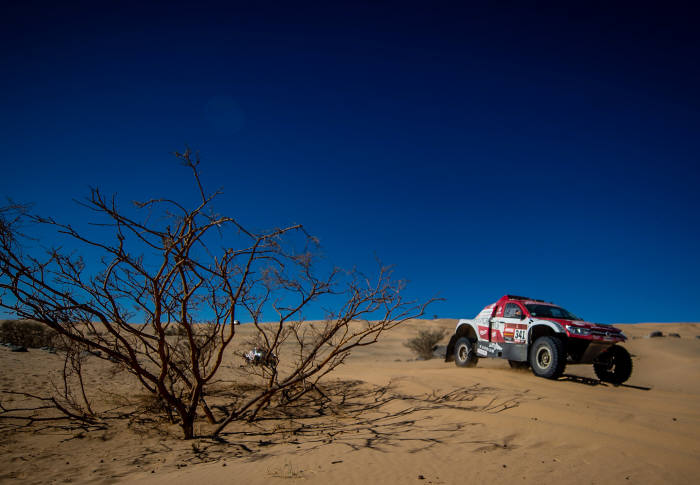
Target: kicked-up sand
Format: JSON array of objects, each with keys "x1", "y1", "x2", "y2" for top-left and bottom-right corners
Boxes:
[{"x1": 1, "y1": 320, "x2": 699, "y2": 484}]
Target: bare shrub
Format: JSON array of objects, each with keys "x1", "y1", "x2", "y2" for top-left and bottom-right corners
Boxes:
[
  {"x1": 164, "y1": 325, "x2": 188, "y2": 337},
  {"x1": 55, "y1": 347, "x2": 95, "y2": 416},
  {"x1": 0, "y1": 150, "x2": 435, "y2": 439},
  {"x1": 0, "y1": 319, "x2": 59, "y2": 348},
  {"x1": 404, "y1": 328, "x2": 447, "y2": 360}
]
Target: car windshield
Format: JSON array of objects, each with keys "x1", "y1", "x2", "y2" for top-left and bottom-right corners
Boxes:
[{"x1": 525, "y1": 304, "x2": 580, "y2": 320}]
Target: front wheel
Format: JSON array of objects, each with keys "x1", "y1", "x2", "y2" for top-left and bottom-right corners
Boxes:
[
  {"x1": 454, "y1": 337, "x2": 478, "y2": 367},
  {"x1": 594, "y1": 345, "x2": 632, "y2": 384},
  {"x1": 529, "y1": 336, "x2": 566, "y2": 379}
]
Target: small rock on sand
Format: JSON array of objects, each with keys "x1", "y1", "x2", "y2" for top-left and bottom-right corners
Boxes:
[{"x1": 648, "y1": 331, "x2": 663, "y2": 338}]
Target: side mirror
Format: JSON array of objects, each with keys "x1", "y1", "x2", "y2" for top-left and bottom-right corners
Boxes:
[{"x1": 520, "y1": 313, "x2": 526, "y2": 320}]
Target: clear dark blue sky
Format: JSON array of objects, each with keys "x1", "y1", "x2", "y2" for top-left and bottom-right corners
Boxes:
[{"x1": 2, "y1": 1, "x2": 699, "y2": 323}]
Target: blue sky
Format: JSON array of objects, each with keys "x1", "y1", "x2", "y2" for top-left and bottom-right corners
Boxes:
[{"x1": 2, "y1": 1, "x2": 699, "y2": 323}]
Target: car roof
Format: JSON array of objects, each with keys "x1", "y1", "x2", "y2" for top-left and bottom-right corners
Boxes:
[{"x1": 502, "y1": 295, "x2": 559, "y2": 307}]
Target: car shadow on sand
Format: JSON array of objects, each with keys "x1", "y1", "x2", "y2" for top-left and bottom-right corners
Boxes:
[{"x1": 560, "y1": 374, "x2": 651, "y2": 391}]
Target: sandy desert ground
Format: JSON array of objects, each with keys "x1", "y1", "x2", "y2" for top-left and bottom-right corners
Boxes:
[{"x1": 1, "y1": 320, "x2": 699, "y2": 484}]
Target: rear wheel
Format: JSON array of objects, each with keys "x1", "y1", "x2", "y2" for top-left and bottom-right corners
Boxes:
[
  {"x1": 529, "y1": 336, "x2": 566, "y2": 379},
  {"x1": 454, "y1": 337, "x2": 478, "y2": 367},
  {"x1": 594, "y1": 345, "x2": 632, "y2": 384}
]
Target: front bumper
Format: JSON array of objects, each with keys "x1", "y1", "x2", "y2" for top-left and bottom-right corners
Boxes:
[
  {"x1": 565, "y1": 327, "x2": 626, "y2": 344},
  {"x1": 566, "y1": 338, "x2": 620, "y2": 364}
]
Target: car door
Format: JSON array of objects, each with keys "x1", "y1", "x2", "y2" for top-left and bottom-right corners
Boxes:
[
  {"x1": 488, "y1": 303, "x2": 510, "y2": 342},
  {"x1": 500, "y1": 302, "x2": 528, "y2": 344}
]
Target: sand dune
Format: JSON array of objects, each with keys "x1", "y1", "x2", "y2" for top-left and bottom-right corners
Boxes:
[{"x1": 1, "y1": 320, "x2": 699, "y2": 484}]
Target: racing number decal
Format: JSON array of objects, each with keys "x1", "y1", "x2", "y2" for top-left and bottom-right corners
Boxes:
[{"x1": 504, "y1": 326, "x2": 527, "y2": 343}]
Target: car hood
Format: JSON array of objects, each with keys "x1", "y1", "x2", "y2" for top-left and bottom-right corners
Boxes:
[{"x1": 539, "y1": 318, "x2": 625, "y2": 334}]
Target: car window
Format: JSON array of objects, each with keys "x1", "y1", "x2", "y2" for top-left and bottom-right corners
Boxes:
[
  {"x1": 525, "y1": 304, "x2": 580, "y2": 320},
  {"x1": 504, "y1": 303, "x2": 523, "y2": 318}
]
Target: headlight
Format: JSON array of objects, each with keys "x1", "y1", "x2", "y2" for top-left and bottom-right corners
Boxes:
[{"x1": 566, "y1": 325, "x2": 591, "y2": 336}]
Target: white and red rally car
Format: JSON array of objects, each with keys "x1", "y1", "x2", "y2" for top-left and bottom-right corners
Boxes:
[{"x1": 445, "y1": 295, "x2": 632, "y2": 383}]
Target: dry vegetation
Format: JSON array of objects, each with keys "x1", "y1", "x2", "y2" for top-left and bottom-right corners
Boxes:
[
  {"x1": 404, "y1": 328, "x2": 447, "y2": 360},
  {"x1": 0, "y1": 319, "x2": 58, "y2": 348},
  {"x1": 0, "y1": 150, "x2": 434, "y2": 439}
]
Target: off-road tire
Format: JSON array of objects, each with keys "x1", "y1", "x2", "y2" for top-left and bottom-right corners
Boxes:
[
  {"x1": 593, "y1": 345, "x2": 632, "y2": 385},
  {"x1": 508, "y1": 360, "x2": 529, "y2": 369},
  {"x1": 529, "y1": 336, "x2": 566, "y2": 379},
  {"x1": 454, "y1": 337, "x2": 478, "y2": 367}
]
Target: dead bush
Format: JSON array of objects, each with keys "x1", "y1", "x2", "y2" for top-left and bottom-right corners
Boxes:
[
  {"x1": 0, "y1": 319, "x2": 59, "y2": 348},
  {"x1": 164, "y1": 325, "x2": 188, "y2": 337},
  {"x1": 0, "y1": 150, "x2": 435, "y2": 439},
  {"x1": 405, "y1": 328, "x2": 447, "y2": 360}
]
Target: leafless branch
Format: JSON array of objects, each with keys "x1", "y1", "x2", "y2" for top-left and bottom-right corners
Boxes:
[{"x1": 0, "y1": 151, "x2": 435, "y2": 439}]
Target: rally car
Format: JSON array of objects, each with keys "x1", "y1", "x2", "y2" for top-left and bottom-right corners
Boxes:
[{"x1": 445, "y1": 295, "x2": 632, "y2": 384}]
